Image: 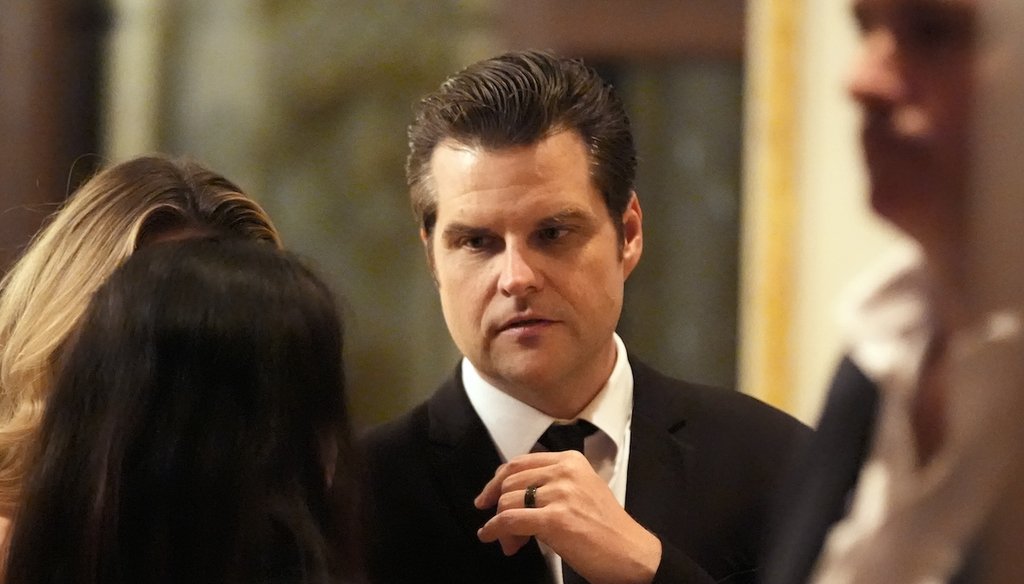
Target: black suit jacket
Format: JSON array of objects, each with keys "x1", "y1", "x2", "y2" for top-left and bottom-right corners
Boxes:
[
  {"x1": 362, "y1": 360, "x2": 808, "y2": 584},
  {"x1": 759, "y1": 357, "x2": 880, "y2": 584},
  {"x1": 760, "y1": 357, "x2": 978, "y2": 584}
]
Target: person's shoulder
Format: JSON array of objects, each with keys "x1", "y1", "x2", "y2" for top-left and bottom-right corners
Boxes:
[
  {"x1": 360, "y1": 366, "x2": 465, "y2": 457},
  {"x1": 361, "y1": 399, "x2": 429, "y2": 452},
  {"x1": 631, "y1": 359, "x2": 809, "y2": 440},
  {"x1": 358, "y1": 401, "x2": 435, "y2": 500}
]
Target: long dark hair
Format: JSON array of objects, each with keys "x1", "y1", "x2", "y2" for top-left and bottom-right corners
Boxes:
[{"x1": 5, "y1": 239, "x2": 360, "y2": 583}]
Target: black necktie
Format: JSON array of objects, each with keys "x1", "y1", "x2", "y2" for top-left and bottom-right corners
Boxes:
[
  {"x1": 538, "y1": 420, "x2": 597, "y2": 454},
  {"x1": 537, "y1": 420, "x2": 597, "y2": 584}
]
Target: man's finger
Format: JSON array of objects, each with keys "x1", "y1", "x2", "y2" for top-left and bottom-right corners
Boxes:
[
  {"x1": 474, "y1": 452, "x2": 567, "y2": 509},
  {"x1": 478, "y1": 508, "x2": 537, "y2": 542},
  {"x1": 474, "y1": 463, "x2": 510, "y2": 509},
  {"x1": 498, "y1": 534, "x2": 531, "y2": 556}
]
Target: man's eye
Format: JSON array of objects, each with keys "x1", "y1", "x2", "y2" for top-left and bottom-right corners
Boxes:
[
  {"x1": 898, "y1": 9, "x2": 974, "y2": 51},
  {"x1": 537, "y1": 227, "x2": 568, "y2": 242},
  {"x1": 461, "y1": 235, "x2": 492, "y2": 250}
]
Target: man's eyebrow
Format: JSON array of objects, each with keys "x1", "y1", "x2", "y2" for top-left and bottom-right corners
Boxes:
[
  {"x1": 540, "y1": 209, "x2": 590, "y2": 225},
  {"x1": 904, "y1": 1, "x2": 976, "y2": 26},
  {"x1": 441, "y1": 222, "x2": 491, "y2": 240}
]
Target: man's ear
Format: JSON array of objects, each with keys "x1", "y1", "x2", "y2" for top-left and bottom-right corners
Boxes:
[
  {"x1": 621, "y1": 192, "x2": 643, "y2": 279},
  {"x1": 420, "y1": 227, "x2": 438, "y2": 287}
]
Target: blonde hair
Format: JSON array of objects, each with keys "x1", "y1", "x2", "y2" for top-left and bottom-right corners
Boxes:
[{"x1": 0, "y1": 155, "x2": 281, "y2": 513}]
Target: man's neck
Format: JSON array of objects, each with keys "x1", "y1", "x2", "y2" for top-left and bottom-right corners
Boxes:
[
  {"x1": 494, "y1": 372, "x2": 609, "y2": 420},
  {"x1": 922, "y1": 241, "x2": 974, "y2": 333}
]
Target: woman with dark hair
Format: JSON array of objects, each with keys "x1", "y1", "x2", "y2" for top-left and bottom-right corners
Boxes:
[{"x1": 4, "y1": 239, "x2": 361, "y2": 584}]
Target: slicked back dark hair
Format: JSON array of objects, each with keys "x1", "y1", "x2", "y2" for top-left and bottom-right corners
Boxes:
[
  {"x1": 5, "y1": 239, "x2": 361, "y2": 584},
  {"x1": 407, "y1": 49, "x2": 636, "y2": 239}
]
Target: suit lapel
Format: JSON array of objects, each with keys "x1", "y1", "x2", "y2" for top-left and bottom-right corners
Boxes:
[
  {"x1": 425, "y1": 368, "x2": 550, "y2": 581},
  {"x1": 426, "y1": 371, "x2": 498, "y2": 535},
  {"x1": 624, "y1": 361, "x2": 694, "y2": 538},
  {"x1": 761, "y1": 356, "x2": 881, "y2": 584}
]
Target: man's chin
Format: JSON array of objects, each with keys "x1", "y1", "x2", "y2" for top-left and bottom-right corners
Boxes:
[
  {"x1": 481, "y1": 358, "x2": 560, "y2": 396},
  {"x1": 869, "y1": 182, "x2": 923, "y2": 226},
  {"x1": 494, "y1": 362, "x2": 555, "y2": 388}
]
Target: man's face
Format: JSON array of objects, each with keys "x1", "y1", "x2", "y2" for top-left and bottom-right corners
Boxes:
[
  {"x1": 424, "y1": 130, "x2": 643, "y2": 413},
  {"x1": 848, "y1": 0, "x2": 977, "y2": 245}
]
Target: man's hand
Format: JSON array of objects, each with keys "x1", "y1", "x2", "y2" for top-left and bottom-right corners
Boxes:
[{"x1": 474, "y1": 451, "x2": 661, "y2": 584}]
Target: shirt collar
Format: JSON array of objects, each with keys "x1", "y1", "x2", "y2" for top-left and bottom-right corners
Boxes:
[
  {"x1": 840, "y1": 242, "x2": 936, "y2": 397},
  {"x1": 462, "y1": 333, "x2": 634, "y2": 463},
  {"x1": 841, "y1": 241, "x2": 1023, "y2": 400}
]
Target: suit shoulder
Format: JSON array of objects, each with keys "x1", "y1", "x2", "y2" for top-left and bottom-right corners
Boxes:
[
  {"x1": 695, "y1": 382, "x2": 807, "y2": 438},
  {"x1": 632, "y1": 360, "x2": 809, "y2": 445},
  {"x1": 361, "y1": 400, "x2": 430, "y2": 459}
]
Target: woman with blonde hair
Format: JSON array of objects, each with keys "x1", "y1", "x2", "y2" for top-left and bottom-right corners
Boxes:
[{"x1": 0, "y1": 155, "x2": 281, "y2": 519}]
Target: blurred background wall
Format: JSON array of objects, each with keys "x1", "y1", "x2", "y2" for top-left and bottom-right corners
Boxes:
[
  {"x1": 2, "y1": 0, "x2": 760, "y2": 429},
  {"x1": 1, "y1": 0, "x2": 924, "y2": 428},
  {"x1": 742, "y1": 0, "x2": 902, "y2": 423},
  {"x1": 1, "y1": 0, "x2": 107, "y2": 273}
]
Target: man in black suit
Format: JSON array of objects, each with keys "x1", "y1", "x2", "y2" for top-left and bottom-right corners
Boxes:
[
  {"x1": 363, "y1": 50, "x2": 808, "y2": 584},
  {"x1": 761, "y1": 0, "x2": 1024, "y2": 582}
]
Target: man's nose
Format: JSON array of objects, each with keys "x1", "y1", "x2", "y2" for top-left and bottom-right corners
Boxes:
[
  {"x1": 498, "y1": 242, "x2": 542, "y2": 297},
  {"x1": 847, "y1": 29, "x2": 905, "y2": 108}
]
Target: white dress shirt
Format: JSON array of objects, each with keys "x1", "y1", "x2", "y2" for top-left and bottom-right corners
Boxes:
[
  {"x1": 811, "y1": 243, "x2": 1023, "y2": 584},
  {"x1": 463, "y1": 333, "x2": 634, "y2": 584}
]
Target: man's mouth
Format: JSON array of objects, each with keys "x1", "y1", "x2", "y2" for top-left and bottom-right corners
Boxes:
[
  {"x1": 861, "y1": 114, "x2": 932, "y2": 155},
  {"x1": 498, "y1": 316, "x2": 556, "y2": 333}
]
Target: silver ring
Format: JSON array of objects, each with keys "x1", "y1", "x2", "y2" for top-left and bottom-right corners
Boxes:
[{"x1": 524, "y1": 484, "x2": 539, "y2": 509}]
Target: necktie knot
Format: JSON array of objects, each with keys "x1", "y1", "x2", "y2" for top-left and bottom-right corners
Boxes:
[{"x1": 538, "y1": 420, "x2": 597, "y2": 453}]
